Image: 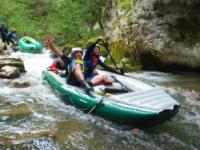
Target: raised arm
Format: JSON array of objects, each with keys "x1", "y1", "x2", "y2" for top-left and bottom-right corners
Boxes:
[
  {"x1": 84, "y1": 39, "x2": 101, "y2": 60},
  {"x1": 45, "y1": 37, "x2": 63, "y2": 57}
]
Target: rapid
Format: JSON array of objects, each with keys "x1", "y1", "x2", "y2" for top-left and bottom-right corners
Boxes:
[{"x1": 0, "y1": 50, "x2": 200, "y2": 150}]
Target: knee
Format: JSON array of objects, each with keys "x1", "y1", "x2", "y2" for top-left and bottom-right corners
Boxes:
[
  {"x1": 98, "y1": 74, "x2": 107, "y2": 80},
  {"x1": 103, "y1": 75, "x2": 107, "y2": 80}
]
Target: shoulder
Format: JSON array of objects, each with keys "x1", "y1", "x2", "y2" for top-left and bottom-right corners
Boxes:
[
  {"x1": 60, "y1": 54, "x2": 71, "y2": 61},
  {"x1": 61, "y1": 54, "x2": 68, "y2": 59}
]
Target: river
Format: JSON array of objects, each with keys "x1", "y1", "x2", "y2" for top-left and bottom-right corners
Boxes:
[{"x1": 0, "y1": 50, "x2": 200, "y2": 150}]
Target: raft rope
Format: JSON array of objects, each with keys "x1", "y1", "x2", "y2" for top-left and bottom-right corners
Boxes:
[
  {"x1": 87, "y1": 97, "x2": 105, "y2": 114},
  {"x1": 45, "y1": 73, "x2": 106, "y2": 113},
  {"x1": 54, "y1": 86, "x2": 107, "y2": 113},
  {"x1": 54, "y1": 88, "x2": 90, "y2": 111}
]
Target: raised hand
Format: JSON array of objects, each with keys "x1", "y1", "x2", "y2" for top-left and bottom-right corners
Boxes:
[{"x1": 44, "y1": 36, "x2": 54, "y2": 47}]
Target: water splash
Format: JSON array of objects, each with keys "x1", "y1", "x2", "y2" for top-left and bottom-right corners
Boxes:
[{"x1": 0, "y1": 51, "x2": 200, "y2": 149}]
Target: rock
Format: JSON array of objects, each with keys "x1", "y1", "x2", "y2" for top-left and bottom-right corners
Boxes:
[
  {"x1": 0, "y1": 103, "x2": 32, "y2": 116},
  {"x1": 0, "y1": 47, "x2": 3, "y2": 54},
  {"x1": 0, "y1": 66, "x2": 20, "y2": 79},
  {"x1": 0, "y1": 47, "x2": 7, "y2": 55},
  {"x1": 9, "y1": 80, "x2": 31, "y2": 88},
  {"x1": 196, "y1": 93, "x2": 200, "y2": 101},
  {"x1": 105, "y1": 0, "x2": 200, "y2": 72},
  {"x1": 11, "y1": 45, "x2": 20, "y2": 52},
  {"x1": 2, "y1": 44, "x2": 7, "y2": 50},
  {"x1": 0, "y1": 130, "x2": 56, "y2": 148},
  {"x1": 0, "y1": 57, "x2": 25, "y2": 72},
  {"x1": 132, "y1": 128, "x2": 140, "y2": 135}
]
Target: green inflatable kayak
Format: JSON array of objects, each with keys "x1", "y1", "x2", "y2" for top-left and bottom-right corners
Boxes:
[
  {"x1": 19, "y1": 36, "x2": 43, "y2": 53},
  {"x1": 42, "y1": 70, "x2": 180, "y2": 127}
]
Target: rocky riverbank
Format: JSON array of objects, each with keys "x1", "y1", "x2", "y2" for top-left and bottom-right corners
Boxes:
[{"x1": 105, "y1": 0, "x2": 200, "y2": 72}]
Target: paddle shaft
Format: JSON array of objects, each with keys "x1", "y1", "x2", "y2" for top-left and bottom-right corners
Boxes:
[
  {"x1": 101, "y1": 39, "x2": 119, "y2": 70},
  {"x1": 111, "y1": 75, "x2": 133, "y2": 92}
]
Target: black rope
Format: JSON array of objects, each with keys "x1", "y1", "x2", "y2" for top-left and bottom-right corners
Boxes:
[
  {"x1": 87, "y1": 97, "x2": 105, "y2": 114},
  {"x1": 54, "y1": 88, "x2": 89, "y2": 111}
]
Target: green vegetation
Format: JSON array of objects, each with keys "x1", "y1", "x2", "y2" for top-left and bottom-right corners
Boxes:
[
  {"x1": 0, "y1": 0, "x2": 142, "y2": 71},
  {"x1": 117, "y1": 0, "x2": 136, "y2": 12},
  {"x1": 0, "y1": 0, "x2": 107, "y2": 44}
]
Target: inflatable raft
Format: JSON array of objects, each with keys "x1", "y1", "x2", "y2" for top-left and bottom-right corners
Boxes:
[
  {"x1": 18, "y1": 36, "x2": 43, "y2": 53},
  {"x1": 42, "y1": 70, "x2": 180, "y2": 127}
]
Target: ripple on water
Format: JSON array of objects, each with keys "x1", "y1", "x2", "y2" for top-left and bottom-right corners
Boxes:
[{"x1": 1, "y1": 52, "x2": 200, "y2": 149}]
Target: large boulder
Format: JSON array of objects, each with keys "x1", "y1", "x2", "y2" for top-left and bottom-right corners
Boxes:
[
  {"x1": 0, "y1": 57, "x2": 25, "y2": 73},
  {"x1": 105, "y1": 0, "x2": 200, "y2": 72},
  {"x1": 0, "y1": 66, "x2": 20, "y2": 79}
]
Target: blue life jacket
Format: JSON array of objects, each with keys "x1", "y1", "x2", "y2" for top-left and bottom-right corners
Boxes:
[{"x1": 6, "y1": 32, "x2": 17, "y2": 39}]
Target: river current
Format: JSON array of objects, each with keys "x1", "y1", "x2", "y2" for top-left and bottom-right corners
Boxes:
[{"x1": 0, "y1": 51, "x2": 200, "y2": 150}]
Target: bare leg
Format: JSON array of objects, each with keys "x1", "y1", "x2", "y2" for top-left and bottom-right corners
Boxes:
[
  {"x1": 91, "y1": 74, "x2": 107, "y2": 85},
  {"x1": 73, "y1": 64, "x2": 84, "y2": 81},
  {"x1": 74, "y1": 64, "x2": 92, "y2": 92}
]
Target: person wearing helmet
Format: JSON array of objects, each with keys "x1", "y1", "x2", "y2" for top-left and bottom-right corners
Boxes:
[
  {"x1": 67, "y1": 47, "x2": 85, "y2": 86},
  {"x1": 84, "y1": 39, "x2": 122, "y2": 85},
  {"x1": 45, "y1": 38, "x2": 92, "y2": 92}
]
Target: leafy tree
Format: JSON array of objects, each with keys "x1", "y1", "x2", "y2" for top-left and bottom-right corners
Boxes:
[{"x1": 0, "y1": 0, "x2": 109, "y2": 43}]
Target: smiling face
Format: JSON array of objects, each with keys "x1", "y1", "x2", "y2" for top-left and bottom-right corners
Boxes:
[
  {"x1": 93, "y1": 46, "x2": 100, "y2": 56},
  {"x1": 74, "y1": 51, "x2": 83, "y2": 60}
]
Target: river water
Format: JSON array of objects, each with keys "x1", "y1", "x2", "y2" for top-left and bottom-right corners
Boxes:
[{"x1": 0, "y1": 51, "x2": 200, "y2": 150}]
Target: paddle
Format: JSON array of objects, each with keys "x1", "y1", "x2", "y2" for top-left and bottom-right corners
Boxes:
[
  {"x1": 110, "y1": 75, "x2": 133, "y2": 92},
  {"x1": 95, "y1": 39, "x2": 137, "y2": 93},
  {"x1": 100, "y1": 39, "x2": 119, "y2": 70},
  {"x1": 99, "y1": 39, "x2": 124, "y2": 75}
]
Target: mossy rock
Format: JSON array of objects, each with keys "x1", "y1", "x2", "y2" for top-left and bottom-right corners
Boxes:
[
  {"x1": 0, "y1": 66, "x2": 20, "y2": 79},
  {"x1": 0, "y1": 57, "x2": 26, "y2": 73}
]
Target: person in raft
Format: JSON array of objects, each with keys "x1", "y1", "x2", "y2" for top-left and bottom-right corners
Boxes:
[
  {"x1": 49, "y1": 58, "x2": 66, "y2": 77},
  {"x1": 84, "y1": 39, "x2": 122, "y2": 85},
  {"x1": 45, "y1": 38, "x2": 92, "y2": 92}
]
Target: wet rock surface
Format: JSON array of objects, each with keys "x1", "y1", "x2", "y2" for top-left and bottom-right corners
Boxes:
[
  {"x1": 0, "y1": 56, "x2": 25, "y2": 73},
  {"x1": 0, "y1": 130, "x2": 57, "y2": 149},
  {"x1": 9, "y1": 79, "x2": 31, "y2": 88},
  {"x1": 106, "y1": 0, "x2": 200, "y2": 72},
  {"x1": 0, "y1": 56, "x2": 26, "y2": 79},
  {"x1": 0, "y1": 103, "x2": 32, "y2": 116},
  {"x1": 0, "y1": 66, "x2": 20, "y2": 79}
]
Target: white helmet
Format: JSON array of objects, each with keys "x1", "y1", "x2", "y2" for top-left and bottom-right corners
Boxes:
[
  {"x1": 71, "y1": 47, "x2": 83, "y2": 54},
  {"x1": 95, "y1": 44, "x2": 100, "y2": 49}
]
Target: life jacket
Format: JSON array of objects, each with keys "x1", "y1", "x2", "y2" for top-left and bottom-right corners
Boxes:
[
  {"x1": 92, "y1": 55, "x2": 99, "y2": 65},
  {"x1": 67, "y1": 59, "x2": 84, "y2": 86},
  {"x1": 50, "y1": 60, "x2": 58, "y2": 74},
  {"x1": 85, "y1": 55, "x2": 100, "y2": 74},
  {"x1": 68, "y1": 59, "x2": 84, "y2": 75},
  {"x1": 6, "y1": 32, "x2": 17, "y2": 39},
  {"x1": 49, "y1": 60, "x2": 66, "y2": 74}
]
